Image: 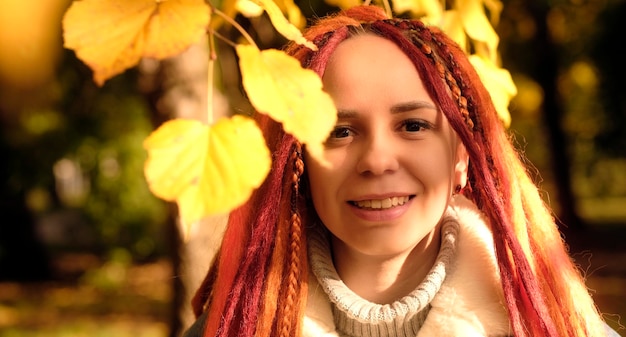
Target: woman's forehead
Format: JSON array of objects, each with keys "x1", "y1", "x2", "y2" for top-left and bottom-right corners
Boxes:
[{"x1": 323, "y1": 34, "x2": 418, "y2": 86}]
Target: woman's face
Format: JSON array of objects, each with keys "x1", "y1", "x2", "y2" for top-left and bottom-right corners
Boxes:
[{"x1": 305, "y1": 34, "x2": 468, "y2": 257}]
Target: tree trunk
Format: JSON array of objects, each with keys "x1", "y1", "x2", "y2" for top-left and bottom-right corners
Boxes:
[
  {"x1": 138, "y1": 42, "x2": 228, "y2": 337},
  {"x1": 526, "y1": 0, "x2": 584, "y2": 233}
]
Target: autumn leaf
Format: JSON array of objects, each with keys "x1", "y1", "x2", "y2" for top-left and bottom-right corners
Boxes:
[
  {"x1": 469, "y1": 55, "x2": 516, "y2": 127},
  {"x1": 143, "y1": 116, "x2": 271, "y2": 229},
  {"x1": 63, "y1": 0, "x2": 210, "y2": 85},
  {"x1": 237, "y1": 0, "x2": 305, "y2": 29},
  {"x1": 393, "y1": 0, "x2": 442, "y2": 18},
  {"x1": 457, "y1": 0, "x2": 499, "y2": 60},
  {"x1": 237, "y1": 44, "x2": 336, "y2": 164},
  {"x1": 421, "y1": 10, "x2": 467, "y2": 52},
  {"x1": 482, "y1": 0, "x2": 504, "y2": 26},
  {"x1": 236, "y1": 0, "x2": 264, "y2": 17},
  {"x1": 250, "y1": 0, "x2": 315, "y2": 49},
  {"x1": 275, "y1": 0, "x2": 307, "y2": 29},
  {"x1": 323, "y1": 0, "x2": 362, "y2": 11}
]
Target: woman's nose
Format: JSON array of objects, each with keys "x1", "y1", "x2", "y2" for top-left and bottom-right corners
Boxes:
[{"x1": 355, "y1": 133, "x2": 400, "y2": 176}]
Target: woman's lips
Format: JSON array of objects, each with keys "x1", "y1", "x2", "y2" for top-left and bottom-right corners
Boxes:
[
  {"x1": 347, "y1": 195, "x2": 414, "y2": 222},
  {"x1": 350, "y1": 196, "x2": 410, "y2": 209}
]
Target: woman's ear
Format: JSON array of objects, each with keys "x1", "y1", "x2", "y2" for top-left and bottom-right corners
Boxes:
[{"x1": 454, "y1": 141, "x2": 469, "y2": 189}]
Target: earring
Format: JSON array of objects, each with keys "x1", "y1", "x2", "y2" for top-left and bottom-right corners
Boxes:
[{"x1": 454, "y1": 184, "x2": 462, "y2": 194}]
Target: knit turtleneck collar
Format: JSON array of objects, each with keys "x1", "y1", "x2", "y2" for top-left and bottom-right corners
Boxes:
[{"x1": 308, "y1": 216, "x2": 460, "y2": 337}]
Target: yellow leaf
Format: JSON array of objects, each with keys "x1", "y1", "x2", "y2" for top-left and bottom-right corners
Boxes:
[
  {"x1": 273, "y1": 0, "x2": 306, "y2": 29},
  {"x1": 237, "y1": 44, "x2": 337, "y2": 164},
  {"x1": 457, "y1": 0, "x2": 499, "y2": 60},
  {"x1": 251, "y1": 0, "x2": 315, "y2": 49},
  {"x1": 143, "y1": 116, "x2": 271, "y2": 228},
  {"x1": 424, "y1": 10, "x2": 467, "y2": 52},
  {"x1": 324, "y1": 0, "x2": 362, "y2": 11},
  {"x1": 393, "y1": 0, "x2": 443, "y2": 18},
  {"x1": 236, "y1": 0, "x2": 264, "y2": 18},
  {"x1": 482, "y1": 0, "x2": 503, "y2": 26},
  {"x1": 63, "y1": 0, "x2": 210, "y2": 85},
  {"x1": 238, "y1": 0, "x2": 304, "y2": 28},
  {"x1": 469, "y1": 55, "x2": 517, "y2": 127}
]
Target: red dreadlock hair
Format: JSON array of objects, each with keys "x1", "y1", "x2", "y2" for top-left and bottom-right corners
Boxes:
[{"x1": 192, "y1": 5, "x2": 608, "y2": 337}]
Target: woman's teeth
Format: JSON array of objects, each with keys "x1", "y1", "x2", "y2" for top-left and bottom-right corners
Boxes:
[{"x1": 353, "y1": 196, "x2": 409, "y2": 209}]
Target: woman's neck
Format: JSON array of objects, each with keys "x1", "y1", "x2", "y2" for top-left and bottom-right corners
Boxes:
[{"x1": 330, "y1": 225, "x2": 442, "y2": 304}]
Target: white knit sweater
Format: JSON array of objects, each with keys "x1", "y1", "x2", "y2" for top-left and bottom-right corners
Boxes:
[{"x1": 302, "y1": 195, "x2": 512, "y2": 337}]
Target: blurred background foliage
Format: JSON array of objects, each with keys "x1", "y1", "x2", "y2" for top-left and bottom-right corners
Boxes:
[
  {"x1": 500, "y1": 0, "x2": 626, "y2": 225},
  {"x1": 0, "y1": 0, "x2": 624, "y2": 336}
]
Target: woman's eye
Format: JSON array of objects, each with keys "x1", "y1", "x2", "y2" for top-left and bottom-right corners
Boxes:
[
  {"x1": 402, "y1": 120, "x2": 430, "y2": 132},
  {"x1": 329, "y1": 126, "x2": 352, "y2": 139}
]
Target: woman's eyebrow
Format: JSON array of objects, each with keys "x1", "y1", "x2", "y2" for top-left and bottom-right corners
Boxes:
[
  {"x1": 390, "y1": 101, "x2": 437, "y2": 114},
  {"x1": 336, "y1": 101, "x2": 437, "y2": 118},
  {"x1": 337, "y1": 109, "x2": 358, "y2": 119}
]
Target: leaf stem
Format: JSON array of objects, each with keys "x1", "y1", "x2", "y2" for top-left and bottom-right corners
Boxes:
[
  {"x1": 213, "y1": 8, "x2": 259, "y2": 49},
  {"x1": 207, "y1": 29, "x2": 217, "y2": 125},
  {"x1": 381, "y1": 0, "x2": 392, "y2": 18},
  {"x1": 211, "y1": 30, "x2": 238, "y2": 49}
]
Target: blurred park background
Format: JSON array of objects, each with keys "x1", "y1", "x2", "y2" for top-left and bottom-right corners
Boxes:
[{"x1": 0, "y1": 0, "x2": 625, "y2": 336}]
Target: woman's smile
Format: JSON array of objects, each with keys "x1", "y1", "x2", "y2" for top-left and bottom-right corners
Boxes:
[
  {"x1": 350, "y1": 195, "x2": 411, "y2": 209},
  {"x1": 347, "y1": 195, "x2": 414, "y2": 222}
]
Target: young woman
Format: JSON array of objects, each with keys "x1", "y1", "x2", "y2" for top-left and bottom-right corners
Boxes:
[{"x1": 184, "y1": 5, "x2": 620, "y2": 337}]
